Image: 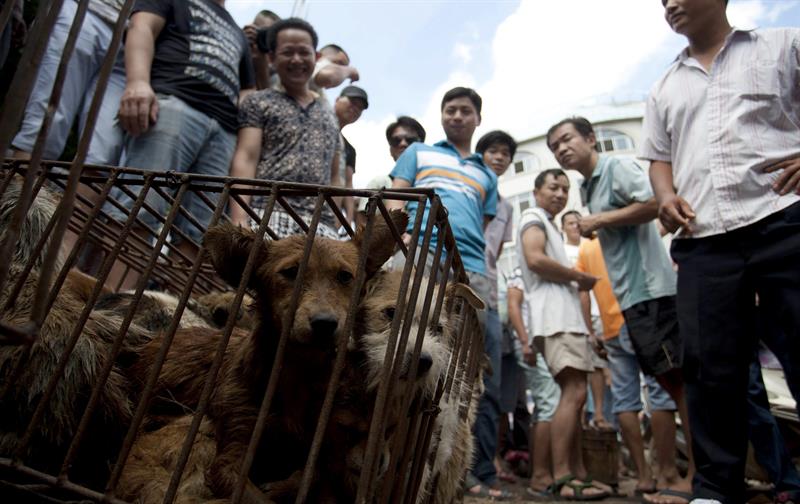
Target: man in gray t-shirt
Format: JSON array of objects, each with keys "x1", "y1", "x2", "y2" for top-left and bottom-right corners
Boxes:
[{"x1": 546, "y1": 116, "x2": 693, "y2": 498}]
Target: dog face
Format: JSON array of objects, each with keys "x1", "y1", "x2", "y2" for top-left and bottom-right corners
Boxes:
[
  {"x1": 355, "y1": 269, "x2": 485, "y2": 399},
  {"x1": 204, "y1": 210, "x2": 408, "y2": 347}
]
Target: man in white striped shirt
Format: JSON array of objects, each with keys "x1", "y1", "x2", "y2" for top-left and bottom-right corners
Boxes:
[{"x1": 641, "y1": 0, "x2": 800, "y2": 502}]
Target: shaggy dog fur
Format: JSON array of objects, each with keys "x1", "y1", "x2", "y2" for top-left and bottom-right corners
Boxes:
[
  {"x1": 121, "y1": 211, "x2": 408, "y2": 502},
  {"x1": 0, "y1": 177, "x2": 149, "y2": 488},
  {"x1": 95, "y1": 289, "x2": 256, "y2": 334},
  {"x1": 95, "y1": 290, "x2": 212, "y2": 332}
]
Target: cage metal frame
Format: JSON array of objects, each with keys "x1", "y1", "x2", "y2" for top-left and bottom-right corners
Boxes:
[{"x1": 0, "y1": 1, "x2": 485, "y2": 501}]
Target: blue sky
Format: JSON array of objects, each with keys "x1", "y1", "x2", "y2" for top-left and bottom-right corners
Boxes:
[{"x1": 226, "y1": 0, "x2": 800, "y2": 185}]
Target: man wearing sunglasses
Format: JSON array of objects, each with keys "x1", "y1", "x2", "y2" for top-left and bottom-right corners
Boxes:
[{"x1": 385, "y1": 115, "x2": 426, "y2": 161}]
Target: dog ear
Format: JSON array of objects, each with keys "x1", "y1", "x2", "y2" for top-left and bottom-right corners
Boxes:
[
  {"x1": 445, "y1": 282, "x2": 486, "y2": 311},
  {"x1": 204, "y1": 222, "x2": 270, "y2": 289},
  {"x1": 355, "y1": 209, "x2": 408, "y2": 277}
]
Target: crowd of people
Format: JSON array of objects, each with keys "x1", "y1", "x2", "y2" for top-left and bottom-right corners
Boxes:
[{"x1": 2, "y1": 0, "x2": 799, "y2": 503}]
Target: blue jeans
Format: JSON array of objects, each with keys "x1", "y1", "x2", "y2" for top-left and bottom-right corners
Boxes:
[
  {"x1": 12, "y1": 0, "x2": 125, "y2": 164},
  {"x1": 748, "y1": 359, "x2": 800, "y2": 496},
  {"x1": 605, "y1": 325, "x2": 676, "y2": 414},
  {"x1": 468, "y1": 271, "x2": 502, "y2": 486},
  {"x1": 108, "y1": 95, "x2": 236, "y2": 245}
]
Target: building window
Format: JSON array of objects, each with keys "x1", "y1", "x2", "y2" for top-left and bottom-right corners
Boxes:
[
  {"x1": 595, "y1": 129, "x2": 634, "y2": 153},
  {"x1": 504, "y1": 152, "x2": 540, "y2": 179}
]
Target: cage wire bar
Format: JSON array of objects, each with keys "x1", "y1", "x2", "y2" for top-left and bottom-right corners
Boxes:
[
  {"x1": 0, "y1": 3, "x2": 486, "y2": 503},
  {"x1": 0, "y1": 160, "x2": 485, "y2": 503}
]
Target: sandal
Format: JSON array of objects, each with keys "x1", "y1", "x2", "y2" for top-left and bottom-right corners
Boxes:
[
  {"x1": 549, "y1": 474, "x2": 610, "y2": 501},
  {"x1": 525, "y1": 487, "x2": 553, "y2": 501},
  {"x1": 641, "y1": 488, "x2": 692, "y2": 504},
  {"x1": 464, "y1": 473, "x2": 513, "y2": 501}
]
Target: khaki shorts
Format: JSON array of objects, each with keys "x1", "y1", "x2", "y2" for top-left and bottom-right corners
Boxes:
[{"x1": 534, "y1": 332, "x2": 594, "y2": 378}]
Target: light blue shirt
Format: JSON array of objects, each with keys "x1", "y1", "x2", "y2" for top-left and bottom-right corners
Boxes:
[
  {"x1": 391, "y1": 140, "x2": 498, "y2": 275},
  {"x1": 581, "y1": 155, "x2": 676, "y2": 310}
]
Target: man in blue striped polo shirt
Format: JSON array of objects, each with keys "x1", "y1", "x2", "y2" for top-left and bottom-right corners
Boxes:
[{"x1": 387, "y1": 87, "x2": 507, "y2": 499}]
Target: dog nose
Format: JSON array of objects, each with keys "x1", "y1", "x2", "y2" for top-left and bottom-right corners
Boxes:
[
  {"x1": 416, "y1": 353, "x2": 433, "y2": 377},
  {"x1": 310, "y1": 314, "x2": 338, "y2": 337}
]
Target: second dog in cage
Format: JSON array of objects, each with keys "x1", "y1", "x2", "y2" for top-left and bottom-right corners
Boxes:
[{"x1": 122, "y1": 211, "x2": 409, "y2": 501}]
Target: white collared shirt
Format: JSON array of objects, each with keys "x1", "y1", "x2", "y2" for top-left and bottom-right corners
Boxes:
[{"x1": 640, "y1": 27, "x2": 800, "y2": 238}]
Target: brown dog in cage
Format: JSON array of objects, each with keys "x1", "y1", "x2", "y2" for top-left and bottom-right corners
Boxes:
[
  {"x1": 121, "y1": 210, "x2": 408, "y2": 501},
  {"x1": 118, "y1": 261, "x2": 479, "y2": 503},
  {"x1": 0, "y1": 176, "x2": 150, "y2": 488}
]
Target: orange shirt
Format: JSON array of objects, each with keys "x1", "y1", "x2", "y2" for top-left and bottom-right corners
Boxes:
[{"x1": 575, "y1": 238, "x2": 624, "y2": 340}]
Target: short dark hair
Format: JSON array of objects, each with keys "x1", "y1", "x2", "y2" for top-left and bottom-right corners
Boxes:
[
  {"x1": 441, "y1": 87, "x2": 482, "y2": 117},
  {"x1": 267, "y1": 17, "x2": 319, "y2": 52},
  {"x1": 545, "y1": 116, "x2": 595, "y2": 150},
  {"x1": 476, "y1": 130, "x2": 517, "y2": 159},
  {"x1": 320, "y1": 43, "x2": 348, "y2": 60},
  {"x1": 534, "y1": 168, "x2": 568, "y2": 190},
  {"x1": 560, "y1": 210, "x2": 581, "y2": 226},
  {"x1": 385, "y1": 116, "x2": 426, "y2": 143},
  {"x1": 256, "y1": 10, "x2": 281, "y2": 22}
]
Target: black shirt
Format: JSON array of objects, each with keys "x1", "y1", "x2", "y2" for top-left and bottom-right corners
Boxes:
[
  {"x1": 343, "y1": 136, "x2": 356, "y2": 172},
  {"x1": 134, "y1": 0, "x2": 255, "y2": 132}
]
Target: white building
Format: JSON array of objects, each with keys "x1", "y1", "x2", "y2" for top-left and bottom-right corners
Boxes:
[{"x1": 496, "y1": 100, "x2": 647, "y2": 280}]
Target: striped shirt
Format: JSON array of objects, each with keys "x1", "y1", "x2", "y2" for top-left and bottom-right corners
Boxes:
[
  {"x1": 391, "y1": 140, "x2": 497, "y2": 274},
  {"x1": 640, "y1": 27, "x2": 800, "y2": 238}
]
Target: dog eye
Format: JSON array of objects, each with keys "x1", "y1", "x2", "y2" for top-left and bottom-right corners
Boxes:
[
  {"x1": 433, "y1": 323, "x2": 444, "y2": 335},
  {"x1": 383, "y1": 307, "x2": 396, "y2": 320},
  {"x1": 337, "y1": 270, "x2": 354, "y2": 285},
  {"x1": 280, "y1": 265, "x2": 298, "y2": 279}
]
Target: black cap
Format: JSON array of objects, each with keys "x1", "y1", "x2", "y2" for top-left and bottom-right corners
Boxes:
[{"x1": 339, "y1": 85, "x2": 369, "y2": 109}]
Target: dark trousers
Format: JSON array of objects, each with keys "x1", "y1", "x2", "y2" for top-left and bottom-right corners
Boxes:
[
  {"x1": 471, "y1": 306, "x2": 502, "y2": 485},
  {"x1": 748, "y1": 359, "x2": 800, "y2": 496},
  {"x1": 671, "y1": 201, "x2": 800, "y2": 503}
]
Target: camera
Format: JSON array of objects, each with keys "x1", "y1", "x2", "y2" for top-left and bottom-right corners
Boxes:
[{"x1": 256, "y1": 27, "x2": 271, "y2": 54}]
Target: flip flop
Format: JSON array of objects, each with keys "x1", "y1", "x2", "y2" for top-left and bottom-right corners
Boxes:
[
  {"x1": 550, "y1": 474, "x2": 610, "y2": 501},
  {"x1": 525, "y1": 487, "x2": 553, "y2": 501},
  {"x1": 464, "y1": 473, "x2": 513, "y2": 501},
  {"x1": 641, "y1": 488, "x2": 692, "y2": 504}
]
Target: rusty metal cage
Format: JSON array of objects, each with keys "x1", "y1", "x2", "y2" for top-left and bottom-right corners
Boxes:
[{"x1": 0, "y1": 2, "x2": 486, "y2": 503}]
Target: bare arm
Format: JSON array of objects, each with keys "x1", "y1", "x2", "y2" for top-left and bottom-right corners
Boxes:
[
  {"x1": 649, "y1": 160, "x2": 696, "y2": 233},
  {"x1": 579, "y1": 290, "x2": 593, "y2": 335},
  {"x1": 229, "y1": 127, "x2": 263, "y2": 226},
  {"x1": 314, "y1": 64, "x2": 359, "y2": 89},
  {"x1": 521, "y1": 226, "x2": 597, "y2": 290},
  {"x1": 239, "y1": 87, "x2": 256, "y2": 103},
  {"x1": 507, "y1": 287, "x2": 529, "y2": 347},
  {"x1": 578, "y1": 199, "x2": 658, "y2": 237},
  {"x1": 386, "y1": 178, "x2": 411, "y2": 211},
  {"x1": 119, "y1": 12, "x2": 165, "y2": 136}
]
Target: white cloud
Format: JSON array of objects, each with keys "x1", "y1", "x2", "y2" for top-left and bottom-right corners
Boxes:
[
  {"x1": 727, "y1": 0, "x2": 767, "y2": 27},
  {"x1": 452, "y1": 42, "x2": 473, "y2": 65},
  {"x1": 475, "y1": 0, "x2": 677, "y2": 139}
]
